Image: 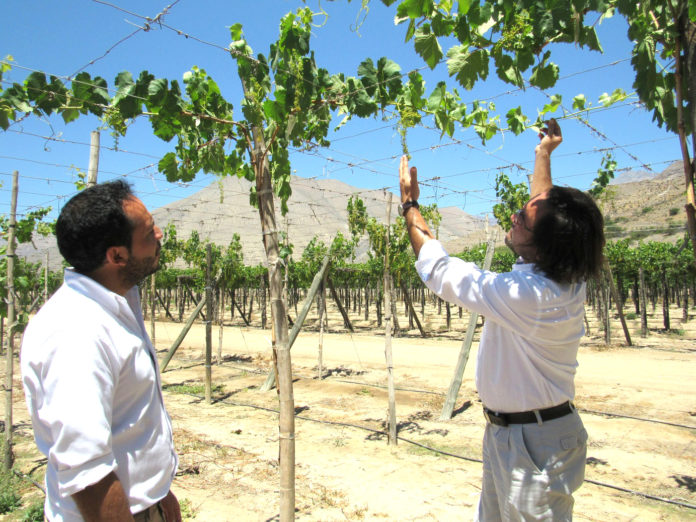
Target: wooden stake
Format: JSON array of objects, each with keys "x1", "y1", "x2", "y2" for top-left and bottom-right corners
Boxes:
[
  {"x1": 3, "y1": 171, "x2": 18, "y2": 471},
  {"x1": 261, "y1": 255, "x2": 331, "y2": 391},
  {"x1": 150, "y1": 274, "x2": 156, "y2": 347},
  {"x1": 87, "y1": 131, "x2": 100, "y2": 187},
  {"x1": 440, "y1": 228, "x2": 496, "y2": 420},
  {"x1": 383, "y1": 193, "x2": 397, "y2": 445},
  {"x1": 205, "y1": 244, "x2": 212, "y2": 404}
]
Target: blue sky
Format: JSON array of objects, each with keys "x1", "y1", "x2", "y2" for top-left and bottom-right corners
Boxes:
[{"x1": 0, "y1": 0, "x2": 680, "y2": 226}]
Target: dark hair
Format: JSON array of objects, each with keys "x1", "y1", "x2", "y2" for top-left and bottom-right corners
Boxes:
[
  {"x1": 532, "y1": 186, "x2": 605, "y2": 284},
  {"x1": 56, "y1": 180, "x2": 135, "y2": 273}
]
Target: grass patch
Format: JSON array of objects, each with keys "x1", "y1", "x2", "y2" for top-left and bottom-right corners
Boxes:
[
  {"x1": 20, "y1": 501, "x2": 44, "y2": 521},
  {"x1": 180, "y1": 497, "x2": 197, "y2": 521},
  {"x1": 356, "y1": 388, "x2": 372, "y2": 397},
  {"x1": 625, "y1": 312, "x2": 637, "y2": 320}
]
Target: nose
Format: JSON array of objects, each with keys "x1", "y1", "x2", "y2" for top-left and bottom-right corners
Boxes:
[{"x1": 154, "y1": 225, "x2": 163, "y2": 241}]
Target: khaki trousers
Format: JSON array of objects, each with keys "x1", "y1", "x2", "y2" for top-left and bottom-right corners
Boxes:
[{"x1": 475, "y1": 409, "x2": 587, "y2": 521}]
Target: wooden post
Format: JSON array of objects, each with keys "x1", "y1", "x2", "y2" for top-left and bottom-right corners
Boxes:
[
  {"x1": 218, "y1": 285, "x2": 224, "y2": 365},
  {"x1": 317, "y1": 272, "x2": 327, "y2": 380},
  {"x1": 261, "y1": 255, "x2": 331, "y2": 391},
  {"x1": 44, "y1": 251, "x2": 49, "y2": 304},
  {"x1": 150, "y1": 274, "x2": 156, "y2": 348},
  {"x1": 160, "y1": 297, "x2": 206, "y2": 372},
  {"x1": 383, "y1": 193, "x2": 397, "y2": 445},
  {"x1": 399, "y1": 280, "x2": 426, "y2": 338},
  {"x1": 440, "y1": 229, "x2": 496, "y2": 420},
  {"x1": 3, "y1": 171, "x2": 19, "y2": 471},
  {"x1": 327, "y1": 279, "x2": 354, "y2": 332},
  {"x1": 602, "y1": 272, "x2": 611, "y2": 345},
  {"x1": 603, "y1": 261, "x2": 632, "y2": 346},
  {"x1": 205, "y1": 244, "x2": 213, "y2": 404},
  {"x1": 87, "y1": 131, "x2": 100, "y2": 187}
]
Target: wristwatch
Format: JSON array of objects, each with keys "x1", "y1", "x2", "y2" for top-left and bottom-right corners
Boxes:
[{"x1": 398, "y1": 199, "x2": 419, "y2": 217}]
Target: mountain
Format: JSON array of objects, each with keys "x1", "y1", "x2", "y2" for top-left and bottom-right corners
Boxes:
[
  {"x1": 18, "y1": 160, "x2": 690, "y2": 269},
  {"x1": 18, "y1": 174, "x2": 493, "y2": 269},
  {"x1": 599, "y1": 160, "x2": 688, "y2": 243}
]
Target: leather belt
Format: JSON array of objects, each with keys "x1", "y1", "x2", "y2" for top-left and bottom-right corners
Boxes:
[{"x1": 483, "y1": 401, "x2": 574, "y2": 427}]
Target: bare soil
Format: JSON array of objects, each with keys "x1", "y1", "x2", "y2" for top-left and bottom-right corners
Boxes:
[{"x1": 3, "y1": 301, "x2": 696, "y2": 521}]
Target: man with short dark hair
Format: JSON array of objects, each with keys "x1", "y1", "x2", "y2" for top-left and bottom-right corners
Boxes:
[
  {"x1": 21, "y1": 180, "x2": 181, "y2": 521},
  {"x1": 399, "y1": 120, "x2": 604, "y2": 520}
]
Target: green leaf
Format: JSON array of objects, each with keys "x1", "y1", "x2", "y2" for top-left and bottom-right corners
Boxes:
[
  {"x1": 263, "y1": 99, "x2": 281, "y2": 121},
  {"x1": 540, "y1": 94, "x2": 562, "y2": 115},
  {"x1": 506, "y1": 106, "x2": 526, "y2": 135},
  {"x1": 446, "y1": 45, "x2": 489, "y2": 90},
  {"x1": 495, "y1": 53, "x2": 523, "y2": 87},
  {"x1": 426, "y1": 81, "x2": 447, "y2": 111},
  {"x1": 147, "y1": 78, "x2": 168, "y2": 108},
  {"x1": 529, "y1": 55, "x2": 559, "y2": 89},
  {"x1": 158, "y1": 152, "x2": 179, "y2": 181},
  {"x1": 414, "y1": 25, "x2": 443, "y2": 69},
  {"x1": 229, "y1": 23, "x2": 243, "y2": 41},
  {"x1": 572, "y1": 94, "x2": 586, "y2": 110},
  {"x1": 61, "y1": 108, "x2": 80, "y2": 124},
  {"x1": 396, "y1": 0, "x2": 433, "y2": 19}
]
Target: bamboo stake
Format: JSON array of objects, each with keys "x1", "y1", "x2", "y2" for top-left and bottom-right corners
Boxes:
[
  {"x1": 150, "y1": 274, "x2": 156, "y2": 348},
  {"x1": 3, "y1": 171, "x2": 18, "y2": 471},
  {"x1": 160, "y1": 297, "x2": 206, "y2": 372},
  {"x1": 384, "y1": 193, "x2": 397, "y2": 445},
  {"x1": 205, "y1": 244, "x2": 213, "y2": 404},
  {"x1": 87, "y1": 131, "x2": 100, "y2": 188},
  {"x1": 440, "y1": 229, "x2": 496, "y2": 420},
  {"x1": 261, "y1": 255, "x2": 331, "y2": 391}
]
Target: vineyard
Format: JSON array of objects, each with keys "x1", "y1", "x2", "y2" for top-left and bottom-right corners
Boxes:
[
  {"x1": 3, "y1": 263, "x2": 696, "y2": 520},
  {"x1": 3, "y1": 224, "x2": 696, "y2": 519},
  {"x1": 2, "y1": 0, "x2": 696, "y2": 520}
]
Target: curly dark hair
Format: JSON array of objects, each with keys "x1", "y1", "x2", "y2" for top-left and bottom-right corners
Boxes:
[
  {"x1": 56, "y1": 180, "x2": 135, "y2": 274},
  {"x1": 532, "y1": 186, "x2": 605, "y2": 284}
]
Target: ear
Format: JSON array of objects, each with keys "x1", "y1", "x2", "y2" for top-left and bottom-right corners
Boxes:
[{"x1": 105, "y1": 245, "x2": 129, "y2": 267}]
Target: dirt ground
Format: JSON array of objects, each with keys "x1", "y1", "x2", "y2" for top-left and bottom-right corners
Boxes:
[{"x1": 4, "y1": 300, "x2": 696, "y2": 521}]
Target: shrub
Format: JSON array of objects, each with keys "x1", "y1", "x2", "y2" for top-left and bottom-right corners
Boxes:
[
  {"x1": 669, "y1": 207, "x2": 680, "y2": 216},
  {"x1": 21, "y1": 502, "x2": 44, "y2": 522}
]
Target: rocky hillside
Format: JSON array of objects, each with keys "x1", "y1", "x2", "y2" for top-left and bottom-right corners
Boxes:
[
  {"x1": 18, "y1": 161, "x2": 690, "y2": 268},
  {"x1": 601, "y1": 160, "x2": 688, "y2": 245}
]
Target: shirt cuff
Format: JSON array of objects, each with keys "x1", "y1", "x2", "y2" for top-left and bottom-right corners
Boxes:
[
  {"x1": 415, "y1": 239, "x2": 448, "y2": 282},
  {"x1": 57, "y1": 454, "x2": 117, "y2": 498}
]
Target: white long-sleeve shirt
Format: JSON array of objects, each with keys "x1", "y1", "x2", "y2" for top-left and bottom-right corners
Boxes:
[
  {"x1": 21, "y1": 269, "x2": 178, "y2": 522},
  {"x1": 415, "y1": 239, "x2": 586, "y2": 413}
]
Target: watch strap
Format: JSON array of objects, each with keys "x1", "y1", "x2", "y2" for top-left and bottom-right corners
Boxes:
[{"x1": 401, "y1": 200, "x2": 419, "y2": 216}]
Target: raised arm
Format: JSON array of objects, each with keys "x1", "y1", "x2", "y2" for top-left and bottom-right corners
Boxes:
[
  {"x1": 530, "y1": 118, "x2": 563, "y2": 198},
  {"x1": 399, "y1": 155, "x2": 435, "y2": 257}
]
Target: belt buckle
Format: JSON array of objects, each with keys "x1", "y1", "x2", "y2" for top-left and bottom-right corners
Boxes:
[{"x1": 483, "y1": 409, "x2": 507, "y2": 427}]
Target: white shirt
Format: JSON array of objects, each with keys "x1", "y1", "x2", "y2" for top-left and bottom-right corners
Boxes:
[
  {"x1": 21, "y1": 269, "x2": 178, "y2": 522},
  {"x1": 415, "y1": 240, "x2": 586, "y2": 413}
]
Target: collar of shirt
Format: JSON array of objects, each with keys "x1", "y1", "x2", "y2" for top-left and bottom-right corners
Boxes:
[{"x1": 63, "y1": 269, "x2": 141, "y2": 331}]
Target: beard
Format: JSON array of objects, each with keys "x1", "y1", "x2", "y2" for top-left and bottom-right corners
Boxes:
[
  {"x1": 122, "y1": 248, "x2": 160, "y2": 288},
  {"x1": 504, "y1": 233, "x2": 518, "y2": 257}
]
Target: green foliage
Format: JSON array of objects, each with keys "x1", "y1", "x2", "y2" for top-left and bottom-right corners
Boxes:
[
  {"x1": 492, "y1": 172, "x2": 529, "y2": 232},
  {"x1": 20, "y1": 502, "x2": 44, "y2": 522},
  {"x1": 589, "y1": 152, "x2": 617, "y2": 198},
  {"x1": 0, "y1": 466, "x2": 21, "y2": 514},
  {"x1": 669, "y1": 207, "x2": 680, "y2": 216}
]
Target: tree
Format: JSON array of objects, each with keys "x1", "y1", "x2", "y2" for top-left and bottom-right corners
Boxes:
[{"x1": 376, "y1": 0, "x2": 696, "y2": 263}]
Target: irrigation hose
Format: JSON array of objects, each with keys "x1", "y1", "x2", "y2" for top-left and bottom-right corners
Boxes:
[{"x1": 178, "y1": 390, "x2": 696, "y2": 512}]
